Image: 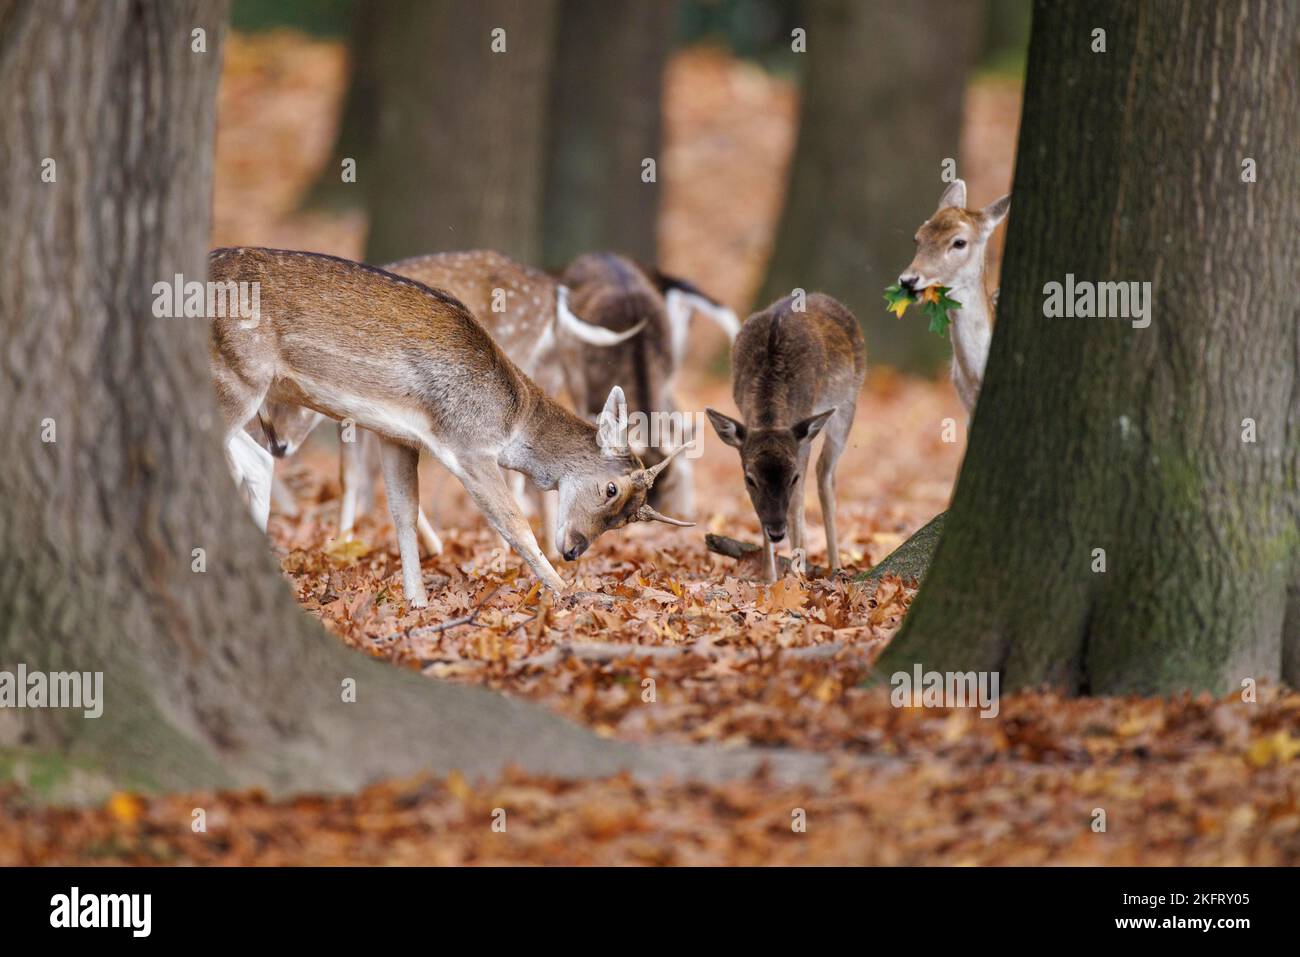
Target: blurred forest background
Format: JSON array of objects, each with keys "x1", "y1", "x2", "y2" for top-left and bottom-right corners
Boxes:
[{"x1": 215, "y1": 0, "x2": 1028, "y2": 374}]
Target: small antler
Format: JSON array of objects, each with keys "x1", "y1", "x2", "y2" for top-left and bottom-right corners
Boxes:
[
  {"x1": 632, "y1": 442, "x2": 693, "y2": 489},
  {"x1": 636, "y1": 504, "x2": 695, "y2": 527}
]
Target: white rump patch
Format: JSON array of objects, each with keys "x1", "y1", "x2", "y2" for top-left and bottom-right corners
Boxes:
[{"x1": 665, "y1": 288, "x2": 740, "y2": 366}]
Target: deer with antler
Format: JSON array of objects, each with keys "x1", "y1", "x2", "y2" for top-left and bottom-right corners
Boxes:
[
  {"x1": 897, "y1": 179, "x2": 1010, "y2": 413},
  {"x1": 210, "y1": 247, "x2": 691, "y2": 606},
  {"x1": 245, "y1": 249, "x2": 645, "y2": 556}
]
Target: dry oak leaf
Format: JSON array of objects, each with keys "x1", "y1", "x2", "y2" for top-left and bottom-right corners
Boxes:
[{"x1": 757, "y1": 577, "x2": 807, "y2": 615}]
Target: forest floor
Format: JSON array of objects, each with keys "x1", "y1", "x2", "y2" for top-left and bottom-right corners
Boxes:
[{"x1": 3, "y1": 33, "x2": 1297, "y2": 866}]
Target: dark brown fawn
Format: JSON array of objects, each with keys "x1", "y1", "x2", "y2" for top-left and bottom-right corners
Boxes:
[
  {"x1": 560, "y1": 252, "x2": 737, "y2": 519},
  {"x1": 209, "y1": 247, "x2": 691, "y2": 606},
  {"x1": 707, "y1": 293, "x2": 866, "y2": 581}
]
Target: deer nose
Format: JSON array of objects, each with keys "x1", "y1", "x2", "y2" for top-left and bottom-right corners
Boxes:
[
  {"x1": 562, "y1": 534, "x2": 589, "y2": 562},
  {"x1": 765, "y1": 524, "x2": 786, "y2": 543},
  {"x1": 899, "y1": 274, "x2": 918, "y2": 293}
]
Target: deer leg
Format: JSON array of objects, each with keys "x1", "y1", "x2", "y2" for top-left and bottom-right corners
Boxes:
[
  {"x1": 458, "y1": 457, "x2": 565, "y2": 592},
  {"x1": 377, "y1": 439, "x2": 428, "y2": 607},
  {"x1": 227, "y1": 430, "x2": 274, "y2": 531},
  {"x1": 539, "y1": 487, "x2": 558, "y2": 558},
  {"x1": 508, "y1": 469, "x2": 532, "y2": 515},
  {"x1": 270, "y1": 473, "x2": 299, "y2": 518},
  {"x1": 788, "y1": 472, "x2": 807, "y2": 553},
  {"x1": 652, "y1": 454, "x2": 696, "y2": 520},
  {"x1": 816, "y1": 426, "x2": 849, "y2": 574},
  {"x1": 215, "y1": 368, "x2": 273, "y2": 530},
  {"x1": 416, "y1": 509, "x2": 443, "y2": 556},
  {"x1": 762, "y1": 530, "x2": 778, "y2": 583},
  {"x1": 338, "y1": 425, "x2": 364, "y2": 539},
  {"x1": 358, "y1": 428, "x2": 380, "y2": 515}
]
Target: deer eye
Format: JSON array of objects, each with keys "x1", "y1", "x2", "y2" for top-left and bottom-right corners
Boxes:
[
  {"x1": 952, "y1": 238, "x2": 967, "y2": 249},
  {"x1": 605, "y1": 482, "x2": 618, "y2": 500},
  {"x1": 744, "y1": 474, "x2": 757, "y2": 489},
  {"x1": 790, "y1": 473, "x2": 799, "y2": 487}
]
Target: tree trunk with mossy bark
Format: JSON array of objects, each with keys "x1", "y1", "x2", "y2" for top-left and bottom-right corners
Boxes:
[
  {"x1": 757, "y1": 0, "x2": 980, "y2": 373},
  {"x1": 878, "y1": 0, "x2": 1300, "y2": 695},
  {"x1": 0, "y1": 0, "x2": 826, "y2": 802}
]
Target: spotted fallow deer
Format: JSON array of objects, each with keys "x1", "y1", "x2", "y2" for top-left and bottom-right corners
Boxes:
[
  {"x1": 210, "y1": 247, "x2": 691, "y2": 606},
  {"x1": 897, "y1": 179, "x2": 1010, "y2": 413},
  {"x1": 559, "y1": 252, "x2": 738, "y2": 519},
  {"x1": 707, "y1": 293, "x2": 867, "y2": 582},
  {"x1": 249, "y1": 250, "x2": 643, "y2": 555}
]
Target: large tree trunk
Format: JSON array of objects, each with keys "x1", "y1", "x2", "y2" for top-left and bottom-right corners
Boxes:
[
  {"x1": 0, "y1": 0, "x2": 824, "y2": 800},
  {"x1": 362, "y1": 0, "x2": 559, "y2": 265},
  {"x1": 879, "y1": 0, "x2": 1300, "y2": 694},
  {"x1": 539, "y1": 0, "x2": 676, "y2": 268},
  {"x1": 757, "y1": 0, "x2": 981, "y2": 373}
]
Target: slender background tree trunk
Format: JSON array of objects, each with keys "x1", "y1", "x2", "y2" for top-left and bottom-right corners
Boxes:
[
  {"x1": 540, "y1": 0, "x2": 676, "y2": 268},
  {"x1": 757, "y1": 0, "x2": 981, "y2": 373},
  {"x1": 879, "y1": 0, "x2": 1300, "y2": 694},
  {"x1": 363, "y1": 0, "x2": 559, "y2": 265}
]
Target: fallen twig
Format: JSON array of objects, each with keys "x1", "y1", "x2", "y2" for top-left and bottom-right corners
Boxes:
[
  {"x1": 407, "y1": 583, "x2": 505, "y2": 637},
  {"x1": 516, "y1": 640, "x2": 848, "y2": 670}
]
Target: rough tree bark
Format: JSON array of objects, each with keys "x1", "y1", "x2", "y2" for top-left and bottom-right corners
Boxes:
[
  {"x1": 0, "y1": 0, "x2": 824, "y2": 799},
  {"x1": 879, "y1": 0, "x2": 1300, "y2": 694},
  {"x1": 362, "y1": 0, "x2": 559, "y2": 265},
  {"x1": 757, "y1": 0, "x2": 981, "y2": 373},
  {"x1": 540, "y1": 0, "x2": 676, "y2": 267}
]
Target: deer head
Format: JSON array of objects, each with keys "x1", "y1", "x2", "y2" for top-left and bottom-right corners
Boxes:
[
  {"x1": 706, "y1": 406, "x2": 834, "y2": 543},
  {"x1": 898, "y1": 179, "x2": 1010, "y2": 296},
  {"x1": 255, "y1": 401, "x2": 323, "y2": 458},
  {"x1": 556, "y1": 385, "x2": 694, "y2": 561}
]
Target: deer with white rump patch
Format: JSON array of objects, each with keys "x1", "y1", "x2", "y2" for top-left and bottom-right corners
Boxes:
[
  {"x1": 560, "y1": 252, "x2": 738, "y2": 520},
  {"x1": 707, "y1": 293, "x2": 866, "y2": 582},
  {"x1": 210, "y1": 248, "x2": 691, "y2": 606},
  {"x1": 247, "y1": 249, "x2": 644, "y2": 555},
  {"x1": 897, "y1": 179, "x2": 1010, "y2": 413}
]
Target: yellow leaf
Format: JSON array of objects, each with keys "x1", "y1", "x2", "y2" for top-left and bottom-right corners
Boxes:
[
  {"x1": 445, "y1": 770, "x2": 472, "y2": 801},
  {"x1": 324, "y1": 535, "x2": 371, "y2": 563},
  {"x1": 1245, "y1": 731, "x2": 1300, "y2": 767},
  {"x1": 107, "y1": 791, "x2": 144, "y2": 824},
  {"x1": 887, "y1": 298, "x2": 910, "y2": 319}
]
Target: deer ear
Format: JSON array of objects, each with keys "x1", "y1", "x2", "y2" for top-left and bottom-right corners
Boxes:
[
  {"x1": 980, "y1": 194, "x2": 1010, "y2": 233},
  {"x1": 597, "y1": 385, "x2": 628, "y2": 453},
  {"x1": 792, "y1": 408, "x2": 835, "y2": 444},
  {"x1": 937, "y1": 178, "x2": 967, "y2": 212},
  {"x1": 706, "y1": 408, "x2": 746, "y2": 448}
]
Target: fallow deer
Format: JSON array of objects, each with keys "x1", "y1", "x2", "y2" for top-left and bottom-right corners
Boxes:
[
  {"x1": 560, "y1": 252, "x2": 738, "y2": 519},
  {"x1": 897, "y1": 179, "x2": 1010, "y2": 413},
  {"x1": 210, "y1": 247, "x2": 691, "y2": 606},
  {"x1": 250, "y1": 250, "x2": 643, "y2": 555},
  {"x1": 707, "y1": 293, "x2": 866, "y2": 582}
]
